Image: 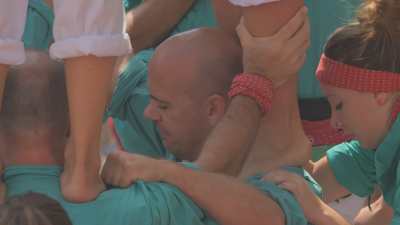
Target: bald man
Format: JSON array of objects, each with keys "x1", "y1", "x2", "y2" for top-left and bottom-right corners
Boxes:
[{"x1": 103, "y1": 27, "x2": 321, "y2": 225}]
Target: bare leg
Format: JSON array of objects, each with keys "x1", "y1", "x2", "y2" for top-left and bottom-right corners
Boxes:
[
  {"x1": 212, "y1": 0, "x2": 242, "y2": 37},
  {"x1": 61, "y1": 56, "x2": 115, "y2": 202},
  {"x1": 240, "y1": 0, "x2": 311, "y2": 176},
  {"x1": 0, "y1": 64, "x2": 8, "y2": 111}
]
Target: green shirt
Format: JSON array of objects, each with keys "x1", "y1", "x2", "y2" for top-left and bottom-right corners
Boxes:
[
  {"x1": 248, "y1": 167, "x2": 322, "y2": 225},
  {"x1": 107, "y1": 50, "x2": 175, "y2": 159},
  {"x1": 23, "y1": 0, "x2": 54, "y2": 50},
  {"x1": 5, "y1": 165, "x2": 218, "y2": 225},
  {"x1": 327, "y1": 116, "x2": 400, "y2": 224},
  {"x1": 5, "y1": 165, "x2": 319, "y2": 225}
]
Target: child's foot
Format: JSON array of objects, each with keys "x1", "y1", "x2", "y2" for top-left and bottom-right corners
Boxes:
[{"x1": 61, "y1": 142, "x2": 105, "y2": 203}]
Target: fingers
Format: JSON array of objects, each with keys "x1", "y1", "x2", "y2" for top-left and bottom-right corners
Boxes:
[
  {"x1": 236, "y1": 17, "x2": 253, "y2": 46},
  {"x1": 286, "y1": 16, "x2": 310, "y2": 56},
  {"x1": 101, "y1": 152, "x2": 133, "y2": 187},
  {"x1": 274, "y1": 6, "x2": 308, "y2": 41}
]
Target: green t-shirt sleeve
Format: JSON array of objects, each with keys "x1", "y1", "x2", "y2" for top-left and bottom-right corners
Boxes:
[
  {"x1": 326, "y1": 141, "x2": 376, "y2": 197},
  {"x1": 23, "y1": 0, "x2": 54, "y2": 50},
  {"x1": 107, "y1": 50, "x2": 171, "y2": 158},
  {"x1": 131, "y1": 182, "x2": 218, "y2": 225},
  {"x1": 107, "y1": 50, "x2": 152, "y2": 121},
  {"x1": 123, "y1": 0, "x2": 142, "y2": 12},
  {"x1": 169, "y1": 0, "x2": 216, "y2": 37},
  {"x1": 247, "y1": 167, "x2": 321, "y2": 225},
  {"x1": 390, "y1": 213, "x2": 400, "y2": 225}
]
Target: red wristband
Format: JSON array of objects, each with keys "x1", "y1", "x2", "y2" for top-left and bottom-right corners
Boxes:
[{"x1": 228, "y1": 73, "x2": 273, "y2": 114}]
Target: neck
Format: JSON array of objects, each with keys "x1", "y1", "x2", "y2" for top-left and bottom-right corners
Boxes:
[{"x1": 0, "y1": 136, "x2": 64, "y2": 167}]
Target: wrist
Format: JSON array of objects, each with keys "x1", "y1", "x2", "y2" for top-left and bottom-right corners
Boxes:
[
  {"x1": 160, "y1": 160, "x2": 187, "y2": 184},
  {"x1": 228, "y1": 73, "x2": 273, "y2": 114},
  {"x1": 310, "y1": 200, "x2": 333, "y2": 224}
]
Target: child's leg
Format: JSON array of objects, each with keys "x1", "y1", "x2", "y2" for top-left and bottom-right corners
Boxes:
[
  {"x1": 241, "y1": 0, "x2": 312, "y2": 173},
  {"x1": 50, "y1": 0, "x2": 131, "y2": 202},
  {"x1": 0, "y1": 0, "x2": 29, "y2": 203},
  {"x1": 0, "y1": 65, "x2": 8, "y2": 111},
  {"x1": 0, "y1": 0, "x2": 29, "y2": 110},
  {"x1": 62, "y1": 56, "x2": 115, "y2": 202}
]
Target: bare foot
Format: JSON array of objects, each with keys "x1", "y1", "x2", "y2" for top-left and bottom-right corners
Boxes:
[{"x1": 61, "y1": 141, "x2": 105, "y2": 203}]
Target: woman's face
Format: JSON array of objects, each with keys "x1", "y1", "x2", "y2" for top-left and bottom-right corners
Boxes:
[{"x1": 321, "y1": 84, "x2": 392, "y2": 149}]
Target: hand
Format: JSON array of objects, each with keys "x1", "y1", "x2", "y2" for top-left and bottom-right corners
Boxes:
[
  {"x1": 101, "y1": 151, "x2": 170, "y2": 187},
  {"x1": 236, "y1": 7, "x2": 310, "y2": 87},
  {"x1": 263, "y1": 170, "x2": 323, "y2": 223}
]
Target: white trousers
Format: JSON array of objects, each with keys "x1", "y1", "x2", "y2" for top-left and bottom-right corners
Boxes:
[
  {"x1": 0, "y1": 0, "x2": 132, "y2": 65},
  {"x1": 228, "y1": 0, "x2": 280, "y2": 7}
]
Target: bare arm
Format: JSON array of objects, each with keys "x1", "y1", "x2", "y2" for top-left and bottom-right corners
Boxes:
[
  {"x1": 102, "y1": 150, "x2": 284, "y2": 225},
  {"x1": 195, "y1": 96, "x2": 263, "y2": 174},
  {"x1": 353, "y1": 195, "x2": 393, "y2": 225},
  {"x1": 163, "y1": 162, "x2": 284, "y2": 225},
  {"x1": 265, "y1": 170, "x2": 351, "y2": 225},
  {"x1": 312, "y1": 156, "x2": 351, "y2": 202},
  {"x1": 125, "y1": 0, "x2": 195, "y2": 53}
]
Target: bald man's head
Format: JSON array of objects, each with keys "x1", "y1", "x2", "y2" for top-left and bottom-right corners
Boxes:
[
  {"x1": 144, "y1": 28, "x2": 242, "y2": 160},
  {"x1": 150, "y1": 28, "x2": 242, "y2": 100},
  {"x1": 0, "y1": 51, "x2": 68, "y2": 137}
]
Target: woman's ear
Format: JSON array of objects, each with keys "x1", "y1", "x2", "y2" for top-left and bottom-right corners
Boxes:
[{"x1": 374, "y1": 92, "x2": 393, "y2": 106}]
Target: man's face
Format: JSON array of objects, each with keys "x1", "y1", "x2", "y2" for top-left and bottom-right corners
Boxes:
[{"x1": 144, "y1": 55, "x2": 213, "y2": 161}]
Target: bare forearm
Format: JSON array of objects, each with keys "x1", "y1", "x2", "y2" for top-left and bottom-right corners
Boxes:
[
  {"x1": 353, "y1": 196, "x2": 393, "y2": 225},
  {"x1": 195, "y1": 96, "x2": 262, "y2": 175},
  {"x1": 162, "y1": 161, "x2": 284, "y2": 225},
  {"x1": 312, "y1": 157, "x2": 350, "y2": 202},
  {"x1": 312, "y1": 202, "x2": 352, "y2": 225},
  {"x1": 126, "y1": 0, "x2": 195, "y2": 52}
]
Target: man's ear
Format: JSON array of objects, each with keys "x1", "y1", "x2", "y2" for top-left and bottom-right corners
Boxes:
[
  {"x1": 374, "y1": 92, "x2": 393, "y2": 106},
  {"x1": 206, "y1": 94, "x2": 227, "y2": 126}
]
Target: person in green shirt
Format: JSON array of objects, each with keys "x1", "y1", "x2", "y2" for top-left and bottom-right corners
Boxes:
[
  {"x1": 109, "y1": 0, "x2": 361, "y2": 160},
  {"x1": 103, "y1": 24, "x2": 322, "y2": 225},
  {"x1": 0, "y1": 51, "x2": 218, "y2": 225},
  {"x1": 261, "y1": 0, "x2": 400, "y2": 224},
  {"x1": 5, "y1": 22, "x2": 318, "y2": 225},
  {"x1": 108, "y1": 0, "x2": 217, "y2": 157}
]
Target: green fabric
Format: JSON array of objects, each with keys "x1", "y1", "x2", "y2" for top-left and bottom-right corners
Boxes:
[
  {"x1": 327, "y1": 116, "x2": 400, "y2": 224},
  {"x1": 326, "y1": 141, "x2": 376, "y2": 197},
  {"x1": 110, "y1": 0, "x2": 216, "y2": 158},
  {"x1": 311, "y1": 145, "x2": 332, "y2": 161},
  {"x1": 5, "y1": 165, "x2": 218, "y2": 225},
  {"x1": 247, "y1": 167, "x2": 322, "y2": 225},
  {"x1": 123, "y1": 0, "x2": 141, "y2": 12},
  {"x1": 23, "y1": 0, "x2": 54, "y2": 50},
  {"x1": 107, "y1": 50, "x2": 175, "y2": 159},
  {"x1": 299, "y1": 0, "x2": 361, "y2": 98}
]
